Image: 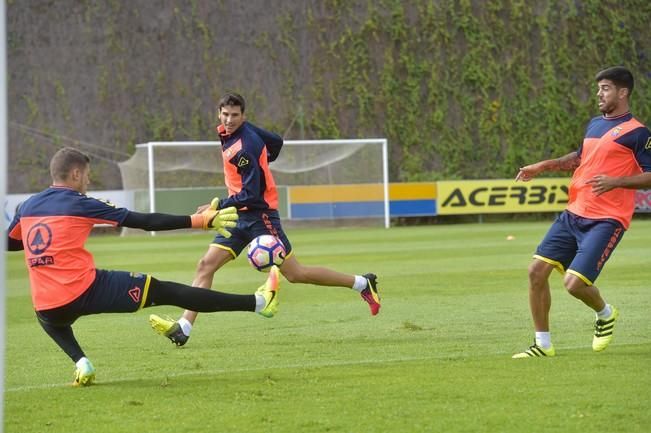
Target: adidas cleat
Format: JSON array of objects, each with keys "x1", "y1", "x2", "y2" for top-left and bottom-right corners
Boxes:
[
  {"x1": 593, "y1": 306, "x2": 619, "y2": 352},
  {"x1": 73, "y1": 358, "x2": 96, "y2": 387},
  {"x1": 149, "y1": 314, "x2": 189, "y2": 347},
  {"x1": 512, "y1": 342, "x2": 556, "y2": 359},
  {"x1": 257, "y1": 265, "x2": 280, "y2": 318},
  {"x1": 360, "y1": 273, "x2": 381, "y2": 316}
]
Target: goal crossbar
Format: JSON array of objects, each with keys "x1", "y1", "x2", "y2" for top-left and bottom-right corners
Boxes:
[{"x1": 135, "y1": 139, "x2": 390, "y2": 228}]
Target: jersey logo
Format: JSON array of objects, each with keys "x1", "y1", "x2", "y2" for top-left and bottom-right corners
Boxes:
[
  {"x1": 237, "y1": 156, "x2": 250, "y2": 167},
  {"x1": 29, "y1": 256, "x2": 54, "y2": 267},
  {"x1": 128, "y1": 286, "x2": 141, "y2": 303},
  {"x1": 611, "y1": 126, "x2": 622, "y2": 137},
  {"x1": 96, "y1": 198, "x2": 117, "y2": 208},
  {"x1": 26, "y1": 223, "x2": 52, "y2": 255},
  {"x1": 645, "y1": 137, "x2": 651, "y2": 150}
]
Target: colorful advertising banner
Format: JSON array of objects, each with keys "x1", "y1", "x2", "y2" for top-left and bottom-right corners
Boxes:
[{"x1": 437, "y1": 178, "x2": 570, "y2": 215}]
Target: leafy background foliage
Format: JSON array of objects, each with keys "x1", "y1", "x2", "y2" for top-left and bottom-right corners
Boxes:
[{"x1": 8, "y1": 0, "x2": 651, "y2": 191}]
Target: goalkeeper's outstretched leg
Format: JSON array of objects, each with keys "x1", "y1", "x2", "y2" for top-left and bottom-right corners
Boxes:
[{"x1": 149, "y1": 266, "x2": 281, "y2": 346}]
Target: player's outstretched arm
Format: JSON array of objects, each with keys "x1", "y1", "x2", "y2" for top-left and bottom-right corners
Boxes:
[
  {"x1": 516, "y1": 151, "x2": 579, "y2": 181},
  {"x1": 247, "y1": 122, "x2": 283, "y2": 162},
  {"x1": 121, "y1": 204, "x2": 238, "y2": 237}
]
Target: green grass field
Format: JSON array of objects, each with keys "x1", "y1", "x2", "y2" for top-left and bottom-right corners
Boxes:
[{"x1": 5, "y1": 220, "x2": 651, "y2": 433}]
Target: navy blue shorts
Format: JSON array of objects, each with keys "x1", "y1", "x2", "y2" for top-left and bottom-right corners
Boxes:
[
  {"x1": 534, "y1": 210, "x2": 624, "y2": 285},
  {"x1": 36, "y1": 269, "x2": 151, "y2": 326},
  {"x1": 211, "y1": 209, "x2": 292, "y2": 258}
]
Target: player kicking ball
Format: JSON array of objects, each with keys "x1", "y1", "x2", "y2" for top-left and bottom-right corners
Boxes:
[
  {"x1": 149, "y1": 92, "x2": 380, "y2": 348},
  {"x1": 6, "y1": 147, "x2": 281, "y2": 386}
]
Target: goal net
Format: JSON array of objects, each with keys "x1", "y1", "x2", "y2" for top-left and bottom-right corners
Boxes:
[{"x1": 117, "y1": 139, "x2": 390, "y2": 230}]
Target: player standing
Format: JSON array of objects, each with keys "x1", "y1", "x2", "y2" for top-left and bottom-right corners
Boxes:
[
  {"x1": 6, "y1": 147, "x2": 281, "y2": 385},
  {"x1": 150, "y1": 92, "x2": 381, "y2": 346},
  {"x1": 513, "y1": 66, "x2": 651, "y2": 358}
]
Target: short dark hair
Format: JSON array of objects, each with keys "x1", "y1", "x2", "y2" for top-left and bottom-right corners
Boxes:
[
  {"x1": 50, "y1": 147, "x2": 90, "y2": 182},
  {"x1": 595, "y1": 66, "x2": 634, "y2": 95},
  {"x1": 218, "y1": 92, "x2": 246, "y2": 113}
]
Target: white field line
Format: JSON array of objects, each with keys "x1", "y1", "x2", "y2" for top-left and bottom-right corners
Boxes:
[{"x1": 7, "y1": 342, "x2": 648, "y2": 393}]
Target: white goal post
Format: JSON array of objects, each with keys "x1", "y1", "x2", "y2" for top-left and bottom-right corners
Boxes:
[{"x1": 119, "y1": 139, "x2": 391, "y2": 228}]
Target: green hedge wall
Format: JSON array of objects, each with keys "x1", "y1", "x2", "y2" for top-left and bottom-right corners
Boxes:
[
  {"x1": 296, "y1": 0, "x2": 651, "y2": 180},
  {"x1": 8, "y1": 0, "x2": 651, "y2": 191}
]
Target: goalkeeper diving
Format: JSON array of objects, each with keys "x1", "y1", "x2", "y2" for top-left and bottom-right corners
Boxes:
[{"x1": 6, "y1": 147, "x2": 281, "y2": 386}]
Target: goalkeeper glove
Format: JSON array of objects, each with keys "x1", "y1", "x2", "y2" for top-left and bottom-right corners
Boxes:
[{"x1": 191, "y1": 204, "x2": 238, "y2": 237}]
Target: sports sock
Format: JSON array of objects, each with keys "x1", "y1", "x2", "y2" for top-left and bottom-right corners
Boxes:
[
  {"x1": 147, "y1": 278, "x2": 256, "y2": 312},
  {"x1": 76, "y1": 357, "x2": 92, "y2": 369},
  {"x1": 254, "y1": 294, "x2": 266, "y2": 313},
  {"x1": 596, "y1": 304, "x2": 612, "y2": 320},
  {"x1": 178, "y1": 317, "x2": 192, "y2": 336},
  {"x1": 37, "y1": 316, "x2": 86, "y2": 363},
  {"x1": 535, "y1": 332, "x2": 552, "y2": 349},
  {"x1": 352, "y1": 275, "x2": 367, "y2": 292}
]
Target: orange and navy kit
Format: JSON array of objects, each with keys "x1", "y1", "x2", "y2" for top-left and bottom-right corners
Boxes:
[
  {"x1": 8, "y1": 186, "x2": 130, "y2": 311},
  {"x1": 535, "y1": 112, "x2": 651, "y2": 285},
  {"x1": 6, "y1": 184, "x2": 261, "y2": 366},
  {"x1": 217, "y1": 121, "x2": 282, "y2": 211},
  {"x1": 212, "y1": 122, "x2": 293, "y2": 258},
  {"x1": 568, "y1": 112, "x2": 651, "y2": 228}
]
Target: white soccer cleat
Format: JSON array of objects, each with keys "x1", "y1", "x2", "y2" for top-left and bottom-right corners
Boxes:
[{"x1": 73, "y1": 358, "x2": 96, "y2": 387}]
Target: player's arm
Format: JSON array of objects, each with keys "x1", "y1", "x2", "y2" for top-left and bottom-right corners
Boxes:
[
  {"x1": 122, "y1": 212, "x2": 193, "y2": 231},
  {"x1": 6, "y1": 236, "x2": 24, "y2": 251},
  {"x1": 587, "y1": 128, "x2": 651, "y2": 195},
  {"x1": 121, "y1": 206, "x2": 238, "y2": 237},
  {"x1": 586, "y1": 172, "x2": 651, "y2": 196},
  {"x1": 6, "y1": 214, "x2": 24, "y2": 251},
  {"x1": 218, "y1": 161, "x2": 262, "y2": 210},
  {"x1": 516, "y1": 151, "x2": 580, "y2": 181},
  {"x1": 247, "y1": 122, "x2": 283, "y2": 162},
  {"x1": 218, "y1": 139, "x2": 266, "y2": 210}
]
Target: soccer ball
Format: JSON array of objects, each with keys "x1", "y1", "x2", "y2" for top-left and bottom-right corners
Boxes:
[{"x1": 247, "y1": 235, "x2": 286, "y2": 272}]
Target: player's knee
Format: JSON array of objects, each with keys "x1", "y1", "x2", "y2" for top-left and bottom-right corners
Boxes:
[
  {"x1": 195, "y1": 256, "x2": 218, "y2": 277},
  {"x1": 565, "y1": 284, "x2": 582, "y2": 297},
  {"x1": 281, "y1": 269, "x2": 300, "y2": 284},
  {"x1": 280, "y1": 266, "x2": 305, "y2": 284},
  {"x1": 527, "y1": 261, "x2": 548, "y2": 286},
  {"x1": 563, "y1": 274, "x2": 586, "y2": 295}
]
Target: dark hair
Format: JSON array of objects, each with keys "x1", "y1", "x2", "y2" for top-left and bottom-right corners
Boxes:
[
  {"x1": 50, "y1": 147, "x2": 90, "y2": 182},
  {"x1": 218, "y1": 92, "x2": 246, "y2": 113},
  {"x1": 595, "y1": 66, "x2": 634, "y2": 95}
]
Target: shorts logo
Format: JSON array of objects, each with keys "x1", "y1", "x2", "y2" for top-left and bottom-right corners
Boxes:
[
  {"x1": 237, "y1": 156, "x2": 249, "y2": 167},
  {"x1": 597, "y1": 227, "x2": 622, "y2": 270},
  {"x1": 128, "y1": 286, "x2": 141, "y2": 303},
  {"x1": 26, "y1": 223, "x2": 53, "y2": 255},
  {"x1": 611, "y1": 126, "x2": 622, "y2": 137},
  {"x1": 261, "y1": 212, "x2": 280, "y2": 238}
]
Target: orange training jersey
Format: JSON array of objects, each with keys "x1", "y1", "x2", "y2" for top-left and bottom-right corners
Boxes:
[
  {"x1": 567, "y1": 112, "x2": 651, "y2": 228},
  {"x1": 217, "y1": 122, "x2": 282, "y2": 211},
  {"x1": 7, "y1": 186, "x2": 129, "y2": 310}
]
